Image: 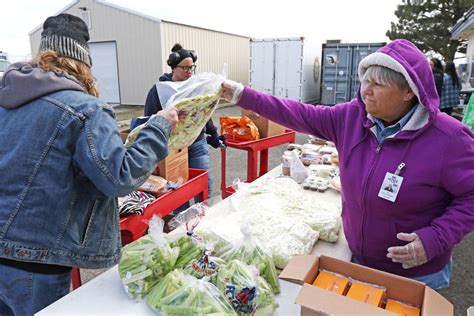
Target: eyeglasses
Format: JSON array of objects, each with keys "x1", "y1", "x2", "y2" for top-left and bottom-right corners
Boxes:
[{"x1": 176, "y1": 65, "x2": 196, "y2": 72}]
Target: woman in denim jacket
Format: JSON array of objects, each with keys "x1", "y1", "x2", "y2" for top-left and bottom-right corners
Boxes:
[{"x1": 0, "y1": 14, "x2": 177, "y2": 314}]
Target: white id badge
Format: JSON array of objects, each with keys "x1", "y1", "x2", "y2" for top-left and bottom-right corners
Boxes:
[{"x1": 378, "y1": 172, "x2": 404, "y2": 202}]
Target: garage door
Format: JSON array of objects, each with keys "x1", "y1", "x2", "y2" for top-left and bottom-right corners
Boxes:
[{"x1": 89, "y1": 41, "x2": 120, "y2": 104}]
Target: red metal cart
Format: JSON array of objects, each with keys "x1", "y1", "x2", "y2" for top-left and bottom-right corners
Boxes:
[
  {"x1": 71, "y1": 168, "x2": 208, "y2": 289},
  {"x1": 220, "y1": 130, "x2": 295, "y2": 198}
]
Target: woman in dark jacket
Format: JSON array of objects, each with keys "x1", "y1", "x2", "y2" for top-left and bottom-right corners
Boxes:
[
  {"x1": 430, "y1": 58, "x2": 444, "y2": 98},
  {"x1": 144, "y1": 44, "x2": 223, "y2": 199}
]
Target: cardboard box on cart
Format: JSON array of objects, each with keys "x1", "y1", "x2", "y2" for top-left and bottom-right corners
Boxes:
[
  {"x1": 154, "y1": 147, "x2": 189, "y2": 183},
  {"x1": 241, "y1": 109, "x2": 285, "y2": 138},
  {"x1": 279, "y1": 255, "x2": 453, "y2": 316},
  {"x1": 120, "y1": 129, "x2": 189, "y2": 183}
]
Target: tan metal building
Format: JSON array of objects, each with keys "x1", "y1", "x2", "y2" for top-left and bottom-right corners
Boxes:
[
  {"x1": 29, "y1": 0, "x2": 249, "y2": 105},
  {"x1": 451, "y1": 7, "x2": 474, "y2": 89}
]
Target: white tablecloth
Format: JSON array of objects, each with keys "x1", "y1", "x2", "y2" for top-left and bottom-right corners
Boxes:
[{"x1": 37, "y1": 165, "x2": 351, "y2": 315}]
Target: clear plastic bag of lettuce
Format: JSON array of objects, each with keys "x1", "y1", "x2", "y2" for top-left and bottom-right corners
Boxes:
[
  {"x1": 218, "y1": 225, "x2": 280, "y2": 294},
  {"x1": 157, "y1": 275, "x2": 236, "y2": 315},
  {"x1": 157, "y1": 72, "x2": 224, "y2": 149},
  {"x1": 118, "y1": 216, "x2": 179, "y2": 300},
  {"x1": 216, "y1": 259, "x2": 278, "y2": 316}
]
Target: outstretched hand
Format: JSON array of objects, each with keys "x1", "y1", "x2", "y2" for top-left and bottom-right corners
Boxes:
[
  {"x1": 387, "y1": 233, "x2": 428, "y2": 269},
  {"x1": 221, "y1": 80, "x2": 244, "y2": 104}
]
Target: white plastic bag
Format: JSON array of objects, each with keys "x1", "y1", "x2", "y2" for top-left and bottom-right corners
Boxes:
[{"x1": 289, "y1": 150, "x2": 309, "y2": 183}]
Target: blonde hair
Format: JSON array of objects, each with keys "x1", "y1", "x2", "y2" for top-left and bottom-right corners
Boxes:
[{"x1": 32, "y1": 50, "x2": 98, "y2": 97}]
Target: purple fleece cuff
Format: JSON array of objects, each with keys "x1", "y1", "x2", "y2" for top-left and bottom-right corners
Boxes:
[{"x1": 414, "y1": 226, "x2": 440, "y2": 261}]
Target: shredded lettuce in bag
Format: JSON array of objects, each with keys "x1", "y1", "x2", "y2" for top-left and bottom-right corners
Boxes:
[{"x1": 169, "y1": 89, "x2": 221, "y2": 149}]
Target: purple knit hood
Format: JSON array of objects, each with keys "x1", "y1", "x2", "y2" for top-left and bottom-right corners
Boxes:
[{"x1": 357, "y1": 39, "x2": 439, "y2": 130}]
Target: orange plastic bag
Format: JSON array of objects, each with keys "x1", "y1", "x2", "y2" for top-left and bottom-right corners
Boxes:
[{"x1": 219, "y1": 116, "x2": 260, "y2": 142}]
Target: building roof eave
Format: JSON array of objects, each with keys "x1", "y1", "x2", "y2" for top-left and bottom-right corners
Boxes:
[{"x1": 450, "y1": 7, "x2": 474, "y2": 40}]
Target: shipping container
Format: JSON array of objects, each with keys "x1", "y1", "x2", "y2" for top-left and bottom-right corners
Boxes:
[
  {"x1": 249, "y1": 37, "x2": 319, "y2": 103},
  {"x1": 320, "y1": 42, "x2": 385, "y2": 105}
]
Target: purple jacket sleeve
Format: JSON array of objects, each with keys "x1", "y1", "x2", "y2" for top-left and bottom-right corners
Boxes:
[
  {"x1": 415, "y1": 125, "x2": 474, "y2": 260},
  {"x1": 238, "y1": 87, "x2": 347, "y2": 144}
]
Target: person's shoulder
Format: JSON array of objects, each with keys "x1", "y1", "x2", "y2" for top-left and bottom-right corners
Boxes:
[
  {"x1": 432, "y1": 113, "x2": 471, "y2": 138},
  {"x1": 52, "y1": 90, "x2": 111, "y2": 116}
]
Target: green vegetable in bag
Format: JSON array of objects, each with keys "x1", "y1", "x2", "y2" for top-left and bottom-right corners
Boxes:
[
  {"x1": 118, "y1": 217, "x2": 179, "y2": 300},
  {"x1": 158, "y1": 276, "x2": 236, "y2": 315},
  {"x1": 168, "y1": 89, "x2": 222, "y2": 149},
  {"x1": 216, "y1": 259, "x2": 278, "y2": 316},
  {"x1": 145, "y1": 269, "x2": 189, "y2": 312},
  {"x1": 218, "y1": 227, "x2": 280, "y2": 294}
]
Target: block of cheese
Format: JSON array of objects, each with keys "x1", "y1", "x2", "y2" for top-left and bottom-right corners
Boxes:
[
  {"x1": 312, "y1": 270, "x2": 350, "y2": 295},
  {"x1": 385, "y1": 299, "x2": 420, "y2": 316},
  {"x1": 345, "y1": 280, "x2": 386, "y2": 307}
]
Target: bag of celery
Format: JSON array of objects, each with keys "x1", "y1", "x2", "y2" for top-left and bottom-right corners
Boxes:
[
  {"x1": 218, "y1": 226, "x2": 280, "y2": 294},
  {"x1": 182, "y1": 249, "x2": 226, "y2": 281},
  {"x1": 118, "y1": 216, "x2": 179, "y2": 300},
  {"x1": 157, "y1": 275, "x2": 236, "y2": 315},
  {"x1": 145, "y1": 269, "x2": 189, "y2": 312},
  {"x1": 167, "y1": 204, "x2": 208, "y2": 268},
  {"x1": 216, "y1": 259, "x2": 278, "y2": 316}
]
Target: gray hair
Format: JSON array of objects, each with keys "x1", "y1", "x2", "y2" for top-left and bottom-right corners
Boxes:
[{"x1": 362, "y1": 65, "x2": 410, "y2": 90}]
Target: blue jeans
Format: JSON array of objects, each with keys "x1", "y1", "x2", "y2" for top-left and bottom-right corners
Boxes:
[
  {"x1": 351, "y1": 256, "x2": 452, "y2": 290},
  {"x1": 0, "y1": 263, "x2": 71, "y2": 315},
  {"x1": 173, "y1": 138, "x2": 211, "y2": 215},
  {"x1": 411, "y1": 260, "x2": 452, "y2": 290}
]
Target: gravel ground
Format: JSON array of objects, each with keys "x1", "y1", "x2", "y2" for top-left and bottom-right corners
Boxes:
[{"x1": 80, "y1": 104, "x2": 473, "y2": 315}]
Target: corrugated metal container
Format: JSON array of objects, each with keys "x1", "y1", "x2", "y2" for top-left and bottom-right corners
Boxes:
[
  {"x1": 249, "y1": 37, "x2": 319, "y2": 103},
  {"x1": 161, "y1": 21, "x2": 249, "y2": 85},
  {"x1": 29, "y1": 0, "x2": 249, "y2": 106},
  {"x1": 320, "y1": 42, "x2": 385, "y2": 105}
]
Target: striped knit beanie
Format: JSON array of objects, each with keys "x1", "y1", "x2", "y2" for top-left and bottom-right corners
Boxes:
[{"x1": 39, "y1": 13, "x2": 92, "y2": 67}]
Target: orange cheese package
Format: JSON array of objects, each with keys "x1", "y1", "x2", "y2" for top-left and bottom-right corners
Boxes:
[
  {"x1": 312, "y1": 270, "x2": 350, "y2": 295},
  {"x1": 345, "y1": 279, "x2": 386, "y2": 307},
  {"x1": 385, "y1": 299, "x2": 421, "y2": 316},
  {"x1": 219, "y1": 116, "x2": 260, "y2": 142}
]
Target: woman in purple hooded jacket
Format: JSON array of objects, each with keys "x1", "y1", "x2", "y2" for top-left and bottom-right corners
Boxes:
[{"x1": 221, "y1": 39, "x2": 474, "y2": 290}]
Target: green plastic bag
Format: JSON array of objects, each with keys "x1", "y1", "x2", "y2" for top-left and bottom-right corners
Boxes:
[{"x1": 462, "y1": 93, "x2": 474, "y2": 132}]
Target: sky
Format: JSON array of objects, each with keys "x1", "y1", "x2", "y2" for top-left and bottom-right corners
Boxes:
[{"x1": 0, "y1": 0, "x2": 403, "y2": 62}]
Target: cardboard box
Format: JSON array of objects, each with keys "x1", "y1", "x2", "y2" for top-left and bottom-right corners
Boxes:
[
  {"x1": 241, "y1": 109, "x2": 285, "y2": 138},
  {"x1": 279, "y1": 255, "x2": 453, "y2": 316},
  {"x1": 154, "y1": 148, "x2": 189, "y2": 183},
  {"x1": 119, "y1": 130, "x2": 189, "y2": 183},
  {"x1": 120, "y1": 129, "x2": 130, "y2": 143}
]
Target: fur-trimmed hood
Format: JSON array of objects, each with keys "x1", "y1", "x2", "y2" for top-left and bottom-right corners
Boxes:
[{"x1": 357, "y1": 39, "x2": 439, "y2": 131}]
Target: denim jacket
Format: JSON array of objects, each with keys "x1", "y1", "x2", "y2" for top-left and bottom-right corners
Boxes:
[{"x1": 0, "y1": 63, "x2": 171, "y2": 269}]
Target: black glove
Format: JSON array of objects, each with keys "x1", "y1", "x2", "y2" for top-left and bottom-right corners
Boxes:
[{"x1": 206, "y1": 134, "x2": 226, "y2": 148}]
